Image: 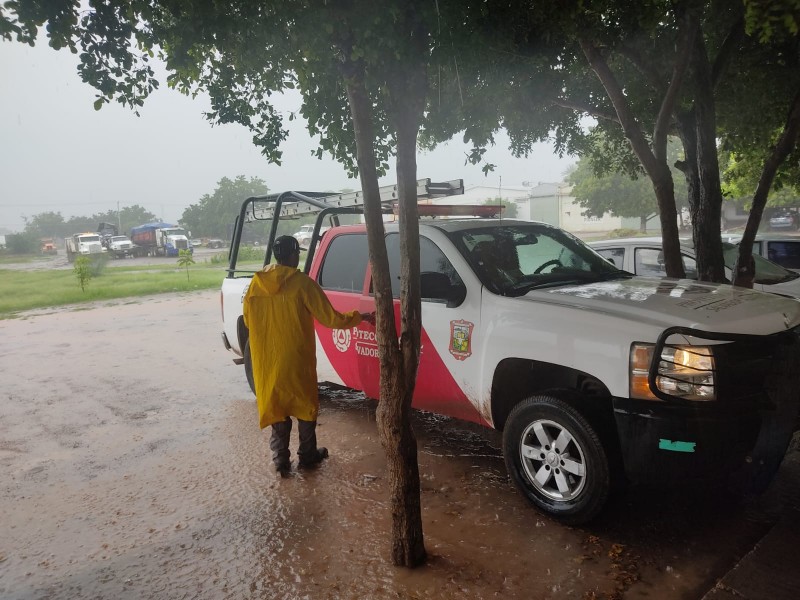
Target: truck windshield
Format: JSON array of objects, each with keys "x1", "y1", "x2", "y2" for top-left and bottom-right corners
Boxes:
[
  {"x1": 164, "y1": 229, "x2": 187, "y2": 237},
  {"x1": 452, "y1": 224, "x2": 627, "y2": 296},
  {"x1": 110, "y1": 236, "x2": 128, "y2": 242},
  {"x1": 79, "y1": 235, "x2": 100, "y2": 243}
]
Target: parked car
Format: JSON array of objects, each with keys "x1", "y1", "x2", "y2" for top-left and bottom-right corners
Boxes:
[
  {"x1": 589, "y1": 237, "x2": 800, "y2": 298},
  {"x1": 190, "y1": 238, "x2": 202, "y2": 247},
  {"x1": 207, "y1": 239, "x2": 225, "y2": 249},
  {"x1": 293, "y1": 224, "x2": 330, "y2": 250},
  {"x1": 723, "y1": 234, "x2": 800, "y2": 273},
  {"x1": 768, "y1": 209, "x2": 799, "y2": 231}
]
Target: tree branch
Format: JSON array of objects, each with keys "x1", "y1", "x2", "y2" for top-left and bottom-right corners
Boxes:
[
  {"x1": 578, "y1": 38, "x2": 658, "y2": 174},
  {"x1": 552, "y1": 98, "x2": 620, "y2": 124},
  {"x1": 735, "y1": 88, "x2": 800, "y2": 287},
  {"x1": 711, "y1": 16, "x2": 744, "y2": 89},
  {"x1": 579, "y1": 36, "x2": 684, "y2": 279},
  {"x1": 653, "y1": 12, "x2": 697, "y2": 161}
]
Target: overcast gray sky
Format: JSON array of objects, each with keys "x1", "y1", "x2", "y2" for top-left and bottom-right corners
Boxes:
[{"x1": 0, "y1": 38, "x2": 574, "y2": 233}]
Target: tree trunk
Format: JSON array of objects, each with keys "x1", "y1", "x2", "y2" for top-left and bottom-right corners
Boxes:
[
  {"x1": 640, "y1": 215, "x2": 648, "y2": 233},
  {"x1": 675, "y1": 110, "x2": 701, "y2": 244},
  {"x1": 734, "y1": 89, "x2": 800, "y2": 288},
  {"x1": 340, "y1": 48, "x2": 427, "y2": 567},
  {"x1": 689, "y1": 33, "x2": 726, "y2": 283},
  {"x1": 378, "y1": 50, "x2": 428, "y2": 568},
  {"x1": 579, "y1": 38, "x2": 685, "y2": 278}
]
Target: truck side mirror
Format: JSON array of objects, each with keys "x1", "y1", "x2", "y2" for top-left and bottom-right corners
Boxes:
[{"x1": 420, "y1": 272, "x2": 466, "y2": 308}]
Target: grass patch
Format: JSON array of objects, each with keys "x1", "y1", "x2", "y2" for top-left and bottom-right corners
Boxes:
[
  {"x1": 0, "y1": 247, "x2": 309, "y2": 318},
  {"x1": 0, "y1": 264, "x2": 226, "y2": 318},
  {"x1": 0, "y1": 254, "x2": 51, "y2": 265}
]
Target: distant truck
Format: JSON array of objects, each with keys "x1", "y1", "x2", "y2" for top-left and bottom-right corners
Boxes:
[
  {"x1": 107, "y1": 235, "x2": 139, "y2": 258},
  {"x1": 40, "y1": 238, "x2": 57, "y2": 255},
  {"x1": 65, "y1": 232, "x2": 105, "y2": 262},
  {"x1": 97, "y1": 222, "x2": 140, "y2": 258},
  {"x1": 129, "y1": 222, "x2": 193, "y2": 257}
]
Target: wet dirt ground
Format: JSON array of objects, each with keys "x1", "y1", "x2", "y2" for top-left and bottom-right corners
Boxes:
[{"x1": 1, "y1": 290, "x2": 798, "y2": 600}]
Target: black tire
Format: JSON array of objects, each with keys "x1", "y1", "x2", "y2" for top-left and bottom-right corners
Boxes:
[
  {"x1": 503, "y1": 395, "x2": 610, "y2": 525},
  {"x1": 243, "y1": 338, "x2": 256, "y2": 396}
]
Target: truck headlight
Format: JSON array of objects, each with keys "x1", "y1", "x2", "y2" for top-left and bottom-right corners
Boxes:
[{"x1": 630, "y1": 343, "x2": 716, "y2": 401}]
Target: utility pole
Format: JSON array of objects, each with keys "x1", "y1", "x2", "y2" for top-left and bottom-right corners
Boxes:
[
  {"x1": 117, "y1": 201, "x2": 121, "y2": 232},
  {"x1": 498, "y1": 175, "x2": 503, "y2": 219}
]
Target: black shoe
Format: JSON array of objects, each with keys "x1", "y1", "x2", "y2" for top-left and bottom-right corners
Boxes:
[
  {"x1": 298, "y1": 447, "x2": 329, "y2": 469},
  {"x1": 275, "y1": 461, "x2": 291, "y2": 478}
]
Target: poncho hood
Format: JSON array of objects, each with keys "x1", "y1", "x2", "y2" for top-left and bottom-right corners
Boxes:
[{"x1": 254, "y1": 264, "x2": 300, "y2": 295}]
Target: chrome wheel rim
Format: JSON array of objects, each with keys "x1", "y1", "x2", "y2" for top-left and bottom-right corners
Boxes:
[{"x1": 519, "y1": 418, "x2": 587, "y2": 501}]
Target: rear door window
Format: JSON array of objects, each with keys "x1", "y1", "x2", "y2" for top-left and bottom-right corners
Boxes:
[
  {"x1": 318, "y1": 233, "x2": 369, "y2": 292},
  {"x1": 384, "y1": 234, "x2": 464, "y2": 299}
]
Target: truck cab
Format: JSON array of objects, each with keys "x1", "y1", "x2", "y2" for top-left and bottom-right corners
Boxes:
[
  {"x1": 220, "y1": 182, "x2": 800, "y2": 523},
  {"x1": 66, "y1": 233, "x2": 105, "y2": 262},
  {"x1": 157, "y1": 227, "x2": 192, "y2": 256}
]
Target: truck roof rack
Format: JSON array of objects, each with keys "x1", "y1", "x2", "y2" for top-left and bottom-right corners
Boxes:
[
  {"x1": 243, "y1": 178, "x2": 464, "y2": 222},
  {"x1": 229, "y1": 178, "x2": 465, "y2": 273}
]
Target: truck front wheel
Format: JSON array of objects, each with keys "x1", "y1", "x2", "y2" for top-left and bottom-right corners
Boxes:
[{"x1": 503, "y1": 395, "x2": 610, "y2": 524}]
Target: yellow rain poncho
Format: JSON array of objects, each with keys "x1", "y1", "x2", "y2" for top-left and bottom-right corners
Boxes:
[{"x1": 243, "y1": 264, "x2": 361, "y2": 429}]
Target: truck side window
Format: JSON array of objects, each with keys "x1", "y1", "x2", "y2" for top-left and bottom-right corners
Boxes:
[
  {"x1": 634, "y1": 248, "x2": 697, "y2": 279},
  {"x1": 384, "y1": 234, "x2": 463, "y2": 299},
  {"x1": 318, "y1": 233, "x2": 369, "y2": 292}
]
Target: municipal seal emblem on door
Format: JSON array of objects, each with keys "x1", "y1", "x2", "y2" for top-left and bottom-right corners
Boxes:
[
  {"x1": 449, "y1": 320, "x2": 474, "y2": 360},
  {"x1": 333, "y1": 328, "x2": 351, "y2": 352}
]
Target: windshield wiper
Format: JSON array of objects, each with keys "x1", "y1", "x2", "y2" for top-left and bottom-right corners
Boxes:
[{"x1": 505, "y1": 271, "x2": 630, "y2": 296}]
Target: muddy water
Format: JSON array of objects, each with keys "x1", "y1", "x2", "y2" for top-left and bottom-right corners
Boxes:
[{"x1": 1, "y1": 290, "x2": 797, "y2": 599}]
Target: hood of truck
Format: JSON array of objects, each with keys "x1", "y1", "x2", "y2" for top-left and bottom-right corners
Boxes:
[{"x1": 528, "y1": 277, "x2": 800, "y2": 336}]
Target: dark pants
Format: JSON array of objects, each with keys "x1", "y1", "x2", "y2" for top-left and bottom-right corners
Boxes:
[{"x1": 269, "y1": 417, "x2": 318, "y2": 467}]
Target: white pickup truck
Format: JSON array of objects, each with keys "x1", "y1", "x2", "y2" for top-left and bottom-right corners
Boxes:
[{"x1": 220, "y1": 184, "x2": 800, "y2": 523}]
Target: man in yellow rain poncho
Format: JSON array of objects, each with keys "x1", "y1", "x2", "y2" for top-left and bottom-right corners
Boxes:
[{"x1": 244, "y1": 235, "x2": 374, "y2": 476}]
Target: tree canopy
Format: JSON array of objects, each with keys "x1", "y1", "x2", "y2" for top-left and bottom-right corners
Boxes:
[
  {"x1": 568, "y1": 136, "x2": 688, "y2": 231},
  {"x1": 180, "y1": 175, "x2": 269, "y2": 239},
  {"x1": 22, "y1": 205, "x2": 157, "y2": 239}
]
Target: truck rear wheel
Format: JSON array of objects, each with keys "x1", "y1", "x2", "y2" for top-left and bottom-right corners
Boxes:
[
  {"x1": 503, "y1": 395, "x2": 610, "y2": 524},
  {"x1": 244, "y1": 339, "x2": 256, "y2": 396}
]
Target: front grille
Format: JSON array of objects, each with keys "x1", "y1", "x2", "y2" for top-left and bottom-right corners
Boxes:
[
  {"x1": 176, "y1": 240, "x2": 188, "y2": 250},
  {"x1": 715, "y1": 327, "x2": 800, "y2": 407}
]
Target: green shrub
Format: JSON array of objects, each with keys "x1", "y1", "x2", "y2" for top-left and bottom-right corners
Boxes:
[
  {"x1": 177, "y1": 249, "x2": 195, "y2": 282},
  {"x1": 74, "y1": 256, "x2": 92, "y2": 291},
  {"x1": 236, "y1": 246, "x2": 265, "y2": 262},
  {"x1": 5, "y1": 232, "x2": 39, "y2": 254}
]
